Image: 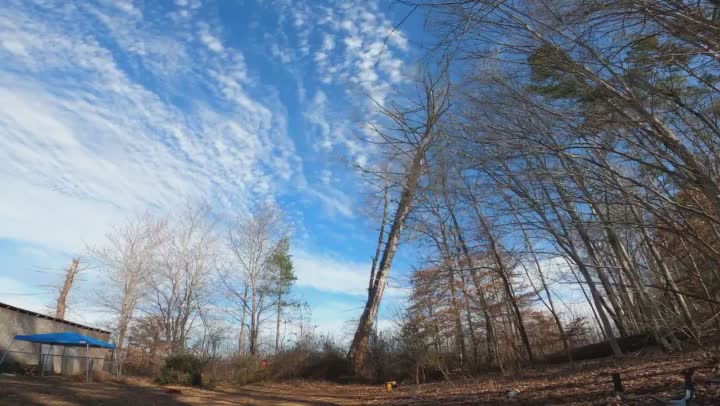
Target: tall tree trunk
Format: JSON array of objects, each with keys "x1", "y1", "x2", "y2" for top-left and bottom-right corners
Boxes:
[
  {"x1": 238, "y1": 284, "x2": 248, "y2": 354},
  {"x1": 249, "y1": 287, "x2": 258, "y2": 355},
  {"x1": 116, "y1": 299, "x2": 134, "y2": 352},
  {"x1": 467, "y1": 271, "x2": 500, "y2": 367},
  {"x1": 530, "y1": 182, "x2": 624, "y2": 356},
  {"x1": 628, "y1": 203, "x2": 698, "y2": 333},
  {"x1": 349, "y1": 109, "x2": 441, "y2": 374},
  {"x1": 515, "y1": 218, "x2": 573, "y2": 363},
  {"x1": 565, "y1": 155, "x2": 677, "y2": 343},
  {"x1": 450, "y1": 183, "x2": 501, "y2": 367},
  {"x1": 553, "y1": 181, "x2": 628, "y2": 337},
  {"x1": 348, "y1": 144, "x2": 426, "y2": 374},
  {"x1": 448, "y1": 265, "x2": 466, "y2": 369},
  {"x1": 459, "y1": 268, "x2": 479, "y2": 366},
  {"x1": 56, "y1": 258, "x2": 80, "y2": 320},
  {"x1": 369, "y1": 164, "x2": 391, "y2": 298},
  {"x1": 349, "y1": 71, "x2": 448, "y2": 376},
  {"x1": 474, "y1": 207, "x2": 535, "y2": 364},
  {"x1": 275, "y1": 292, "x2": 282, "y2": 354}
]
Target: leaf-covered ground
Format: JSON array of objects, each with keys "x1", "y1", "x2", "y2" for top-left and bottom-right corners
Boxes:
[{"x1": 1, "y1": 350, "x2": 719, "y2": 405}]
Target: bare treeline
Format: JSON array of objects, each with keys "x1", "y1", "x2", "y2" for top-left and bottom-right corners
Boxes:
[
  {"x1": 351, "y1": 0, "x2": 720, "y2": 377},
  {"x1": 87, "y1": 203, "x2": 298, "y2": 368}
]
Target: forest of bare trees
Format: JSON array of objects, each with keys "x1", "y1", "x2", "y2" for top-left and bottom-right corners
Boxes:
[
  {"x1": 38, "y1": 0, "x2": 720, "y2": 389},
  {"x1": 348, "y1": 0, "x2": 720, "y2": 381}
]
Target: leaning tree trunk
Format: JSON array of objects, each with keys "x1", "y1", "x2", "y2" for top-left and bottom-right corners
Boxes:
[
  {"x1": 348, "y1": 145, "x2": 428, "y2": 376},
  {"x1": 529, "y1": 179, "x2": 624, "y2": 356},
  {"x1": 349, "y1": 72, "x2": 448, "y2": 376}
]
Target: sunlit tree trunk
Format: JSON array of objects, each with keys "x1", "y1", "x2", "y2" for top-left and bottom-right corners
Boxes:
[{"x1": 350, "y1": 73, "x2": 449, "y2": 376}]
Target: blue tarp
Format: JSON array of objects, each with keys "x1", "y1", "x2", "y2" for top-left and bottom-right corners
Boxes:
[{"x1": 14, "y1": 332, "x2": 116, "y2": 349}]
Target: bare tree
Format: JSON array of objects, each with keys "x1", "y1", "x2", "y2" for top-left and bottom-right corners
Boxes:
[
  {"x1": 220, "y1": 204, "x2": 291, "y2": 355},
  {"x1": 271, "y1": 237, "x2": 295, "y2": 355},
  {"x1": 148, "y1": 204, "x2": 218, "y2": 352},
  {"x1": 88, "y1": 215, "x2": 166, "y2": 351},
  {"x1": 349, "y1": 70, "x2": 451, "y2": 375},
  {"x1": 347, "y1": 0, "x2": 720, "y2": 378}
]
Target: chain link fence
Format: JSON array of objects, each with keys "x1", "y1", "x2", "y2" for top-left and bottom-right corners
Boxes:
[{"x1": 1, "y1": 349, "x2": 119, "y2": 381}]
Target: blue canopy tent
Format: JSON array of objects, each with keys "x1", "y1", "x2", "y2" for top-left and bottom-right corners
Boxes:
[
  {"x1": 13, "y1": 332, "x2": 116, "y2": 349},
  {"x1": 0, "y1": 332, "x2": 116, "y2": 381}
]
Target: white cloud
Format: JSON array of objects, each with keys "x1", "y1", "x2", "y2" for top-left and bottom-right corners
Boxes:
[
  {"x1": 0, "y1": 1, "x2": 301, "y2": 252},
  {"x1": 294, "y1": 251, "x2": 369, "y2": 295},
  {"x1": 313, "y1": 1, "x2": 410, "y2": 104},
  {"x1": 85, "y1": 3, "x2": 191, "y2": 80},
  {"x1": 0, "y1": 273, "x2": 111, "y2": 330},
  {"x1": 0, "y1": 0, "x2": 415, "y2": 333},
  {"x1": 518, "y1": 256, "x2": 598, "y2": 325},
  {"x1": 307, "y1": 188, "x2": 354, "y2": 217},
  {"x1": 19, "y1": 246, "x2": 50, "y2": 258},
  {"x1": 303, "y1": 89, "x2": 370, "y2": 168},
  {"x1": 0, "y1": 176, "x2": 121, "y2": 252},
  {"x1": 320, "y1": 169, "x2": 333, "y2": 185},
  {"x1": 293, "y1": 249, "x2": 408, "y2": 298},
  {"x1": 274, "y1": 0, "x2": 411, "y2": 174},
  {"x1": 308, "y1": 300, "x2": 361, "y2": 339},
  {"x1": 322, "y1": 34, "x2": 335, "y2": 51},
  {"x1": 0, "y1": 276, "x2": 52, "y2": 314},
  {"x1": 198, "y1": 23, "x2": 224, "y2": 53},
  {"x1": 113, "y1": 0, "x2": 142, "y2": 18},
  {"x1": 271, "y1": 43, "x2": 293, "y2": 64},
  {"x1": 0, "y1": 38, "x2": 27, "y2": 55},
  {"x1": 305, "y1": 90, "x2": 333, "y2": 151}
]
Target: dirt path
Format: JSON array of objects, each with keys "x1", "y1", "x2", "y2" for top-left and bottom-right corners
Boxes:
[
  {"x1": 1, "y1": 351, "x2": 719, "y2": 405},
  {"x1": 0, "y1": 376, "x2": 370, "y2": 405}
]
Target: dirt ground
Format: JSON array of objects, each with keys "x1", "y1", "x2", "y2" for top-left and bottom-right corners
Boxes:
[{"x1": 1, "y1": 351, "x2": 720, "y2": 405}]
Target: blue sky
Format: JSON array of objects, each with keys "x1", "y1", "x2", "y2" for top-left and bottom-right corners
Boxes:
[{"x1": 0, "y1": 0, "x2": 423, "y2": 338}]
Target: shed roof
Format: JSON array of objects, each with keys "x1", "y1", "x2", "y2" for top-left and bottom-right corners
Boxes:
[{"x1": 0, "y1": 301, "x2": 111, "y2": 335}]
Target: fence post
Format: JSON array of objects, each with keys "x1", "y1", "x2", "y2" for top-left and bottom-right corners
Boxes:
[
  {"x1": 0, "y1": 338, "x2": 15, "y2": 371},
  {"x1": 85, "y1": 344, "x2": 90, "y2": 383}
]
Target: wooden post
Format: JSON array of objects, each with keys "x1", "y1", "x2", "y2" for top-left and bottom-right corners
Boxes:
[
  {"x1": 61, "y1": 347, "x2": 66, "y2": 376},
  {"x1": 612, "y1": 373, "x2": 624, "y2": 394}
]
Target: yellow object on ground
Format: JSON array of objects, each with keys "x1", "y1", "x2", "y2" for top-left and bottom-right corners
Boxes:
[{"x1": 385, "y1": 381, "x2": 397, "y2": 391}]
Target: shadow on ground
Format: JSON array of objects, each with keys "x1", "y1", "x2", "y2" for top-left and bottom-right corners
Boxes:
[{"x1": 0, "y1": 375, "x2": 193, "y2": 406}]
